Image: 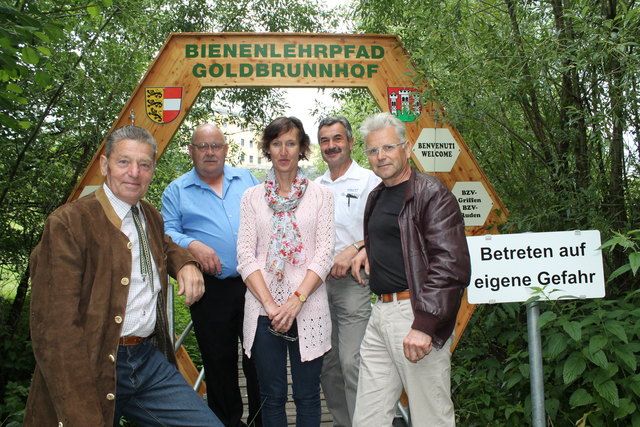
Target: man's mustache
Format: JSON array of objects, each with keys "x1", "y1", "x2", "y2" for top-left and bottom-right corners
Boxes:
[{"x1": 324, "y1": 147, "x2": 342, "y2": 155}]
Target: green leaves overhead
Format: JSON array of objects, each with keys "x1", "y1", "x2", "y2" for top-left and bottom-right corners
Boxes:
[{"x1": 0, "y1": 3, "x2": 65, "y2": 130}]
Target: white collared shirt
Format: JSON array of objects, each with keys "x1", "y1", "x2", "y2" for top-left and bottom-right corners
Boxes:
[
  {"x1": 103, "y1": 184, "x2": 160, "y2": 338},
  {"x1": 316, "y1": 161, "x2": 381, "y2": 256}
]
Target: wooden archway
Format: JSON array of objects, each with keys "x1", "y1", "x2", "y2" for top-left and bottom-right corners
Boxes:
[{"x1": 70, "y1": 33, "x2": 507, "y2": 361}]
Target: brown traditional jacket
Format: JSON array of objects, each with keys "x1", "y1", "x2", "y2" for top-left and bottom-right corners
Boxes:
[
  {"x1": 24, "y1": 187, "x2": 195, "y2": 427},
  {"x1": 364, "y1": 169, "x2": 471, "y2": 349}
]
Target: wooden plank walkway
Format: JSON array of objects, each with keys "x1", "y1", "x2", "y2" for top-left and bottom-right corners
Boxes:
[{"x1": 235, "y1": 349, "x2": 333, "y2": 426}]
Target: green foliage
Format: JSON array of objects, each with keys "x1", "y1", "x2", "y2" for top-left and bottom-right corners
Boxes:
[
  {"x1": 599, "y1": 229, "x2": 640, "y2": 282},
  {"x1": 0, "y1": 2, "x2": 65, "y2": 131},
  {"x1": 354, "y1": 0, "x2": 640, "y2": 236},
  {"x1": 540, "y1": 294, "x2": 640, "y2": 425},
  {"x1": 454, "y1": 292, "x2": 640, "y2": 426},
  {"x1": 0, "y1": 296, "x2": 33, "y2": 424},
  {"x1": 0, "y1": 380, "x2": 29, "y2": 426},
  {"x1": 352, "y1": 4, "x2": 640, "y2": 422},
  {"x1": 452, "y1": 303, "x2": 530, "y2": 425}
]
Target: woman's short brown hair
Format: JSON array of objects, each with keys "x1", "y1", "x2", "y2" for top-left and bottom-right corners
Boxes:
[{"x1": 260, "y1": 116, "x2": 311, "y2": 161}]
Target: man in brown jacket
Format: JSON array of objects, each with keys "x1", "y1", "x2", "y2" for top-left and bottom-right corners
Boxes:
[
  {"x1": 351, "y1": 113, "x2": 471, "y2": 426},
  {"x1": 24, "y1": 126, "x2": 223, "y2": 426}
]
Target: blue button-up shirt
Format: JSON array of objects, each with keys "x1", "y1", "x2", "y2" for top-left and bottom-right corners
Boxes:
[{"x1": 161, "y1": 166, "x2": 259, "y2": 278}]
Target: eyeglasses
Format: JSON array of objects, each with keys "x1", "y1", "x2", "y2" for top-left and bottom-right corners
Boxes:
[
  {"x1": 268, "y1": 326, "x2": 298, "y2": 342},
  {"x1": 363, "y1": 141, "x2": 407, "y2": 157},
  {"x1": 190, "y1": 142, "x2": 226, "y2": 152}
]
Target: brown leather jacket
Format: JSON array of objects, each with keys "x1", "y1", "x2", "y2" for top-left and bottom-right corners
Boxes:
[
  {"x1": 24, "y1": 187, "x2": 195, "y2": 426},
  {"x1": 364, "y1": 169, "x2": 471, "y2": 349}
]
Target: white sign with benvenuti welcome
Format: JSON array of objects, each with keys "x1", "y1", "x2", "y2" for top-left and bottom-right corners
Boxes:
[{"x1": 467, "y1": 230, "x2": 606, "y2": 304}]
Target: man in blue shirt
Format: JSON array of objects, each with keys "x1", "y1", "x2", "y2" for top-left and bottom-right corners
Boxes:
[{"x1": 162, "y1": 123, "x2": 261, "y2": 427}]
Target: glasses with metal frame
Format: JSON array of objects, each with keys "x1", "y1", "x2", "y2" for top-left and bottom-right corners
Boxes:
[
  {"x1": 268, "y1": 326, "x2": 298, "y2": 342},
  {"x1": 363, "y1": 141, "x2": 407, "y2": 157},
  {"x1": 190, "y1": 142, "x2": 226, "y2": 152}
]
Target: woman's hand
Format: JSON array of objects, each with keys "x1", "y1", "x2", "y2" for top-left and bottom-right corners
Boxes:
[
  {"x1": 263, "y1": 299, "x2": 281, "y2": 319},
  {"x1": 270, "y1": 295, "x2": 303, "y2": 333}
]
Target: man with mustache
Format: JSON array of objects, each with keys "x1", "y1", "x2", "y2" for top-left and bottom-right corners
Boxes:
[
  {"x1": 351, "y1": 113, "x2": 470, "y2": 426},
  {"x1": 314, "y1": 116, "x2": 380, "y2": 427},
  {"x1": 162, "y1": 124, "x2": 261, "y2": 427}
]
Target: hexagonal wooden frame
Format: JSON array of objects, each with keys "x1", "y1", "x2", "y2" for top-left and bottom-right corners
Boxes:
[{"x1": 70, "y1": 33, "x2": 508, "y2": 367}]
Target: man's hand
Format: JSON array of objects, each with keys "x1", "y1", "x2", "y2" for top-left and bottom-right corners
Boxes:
[
  {"x1": 187, "y1": 240, "x2": 222, "y2": 276},
  {"x1": 176, "y1": 262, "x2": 205, "y2": 306},
  {"x1": 330, "y1": 246, "x2": 358, "y2": 279},
  {"x1": 351, "y1": 248, "x2": 369, "y2": 285},
  {"x1": 403, "y1": 329, "x2": 433, "y2": 362}
]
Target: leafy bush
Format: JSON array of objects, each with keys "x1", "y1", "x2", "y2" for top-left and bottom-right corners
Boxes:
[
  {"x1": 454, "y1": 293, "x2": 640, "y2": 426},
  {"x1": 0, "y1": 296, "x2": 34, "y2": 426},
  {"x1": 539, "y1": 295, "x2": 640, "y2": 425},
  {"x1": 0, "y1": 380, "x2": 29, "y2": 426},
  {"x1": 454, "y1": 232, "x2": 640, "y2": 427},
  {"x1": 600, "y1": 229, "x2": 640, "y2": 283},
  {"x1": 453, "y1": 303, "x2": 530, "y2": 426}
]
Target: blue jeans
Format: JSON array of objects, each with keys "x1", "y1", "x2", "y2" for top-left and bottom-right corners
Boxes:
[
  {"x1": 252, "y1": 316, "x2": 323, "y2": 427},
  {"x1": 114, "y1": 339, "x2": 223, "y2": 427}
]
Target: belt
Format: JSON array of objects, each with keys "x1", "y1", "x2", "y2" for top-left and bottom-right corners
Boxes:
[
  {"x1": 118, "y1": 336, "x2": 147, "y2": 346},
  {"x1": 379, "y1": 290, "x2": 411, "y2": 303},
  {"x1": 204, "y1": 275, "x2": 242, "y2": 282}
]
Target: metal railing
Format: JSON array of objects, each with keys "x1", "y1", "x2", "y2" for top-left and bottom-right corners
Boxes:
[{"x1": 167, "y1": 285, "x2": 207, "y2": 393}]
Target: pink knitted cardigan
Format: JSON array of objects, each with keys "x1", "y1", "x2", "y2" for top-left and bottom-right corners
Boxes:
[{"x1": 237, "y1": 180, "x2": 335, "y2": 361}]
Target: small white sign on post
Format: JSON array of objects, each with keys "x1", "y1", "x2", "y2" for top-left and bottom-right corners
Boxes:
[
  {"x1": 452, "y1": 181, "x2": 494, "y2": 227},
  {"x1": 412, "y1": 128, "x2": 461, "y2": 172},
  {"x1": 467, "y1": 230, "x2": 605, "y2": 304}
]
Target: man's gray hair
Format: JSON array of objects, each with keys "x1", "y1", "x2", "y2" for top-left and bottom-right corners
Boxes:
[
  {"x1": 105, "y1": 126, "x2": 157, "y2": 159},
  {"x1": 360, "y1": 113, "x2": 407, "y2": 144},
  {"x1": 317, "y1": 116, "x2": 353, "y2": 140}
]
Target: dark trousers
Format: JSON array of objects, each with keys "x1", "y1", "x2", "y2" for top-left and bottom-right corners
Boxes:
[
  {"x1": 190, "y1": 275, "x2": 262, "y2": 427},
  {"x1": 252, "y1": 316, "x2": 323, "y2": 427}
]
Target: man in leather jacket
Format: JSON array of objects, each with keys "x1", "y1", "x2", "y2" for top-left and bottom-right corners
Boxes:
[{"x1": 351, "y1": 113, "x2": 471, "y2": 426}]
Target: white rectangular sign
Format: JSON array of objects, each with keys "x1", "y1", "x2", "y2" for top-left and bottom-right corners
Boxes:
[{"x1": 467, "y1": 230, "x2": 605, "y2": 304}]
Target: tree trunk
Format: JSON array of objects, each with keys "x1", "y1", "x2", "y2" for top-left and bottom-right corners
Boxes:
[
  {"x1": 601, "y1": 0, "x2": 627, "y2": 230},
  {"x1": 550, "y1": 0, "x2": 590, "y2": 189}
]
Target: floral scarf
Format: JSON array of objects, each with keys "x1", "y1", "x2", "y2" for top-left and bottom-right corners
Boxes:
[{"x1": 264, "y1": 167, "x2": 308, "y2": 281}]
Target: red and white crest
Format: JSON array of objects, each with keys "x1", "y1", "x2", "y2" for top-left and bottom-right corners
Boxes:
[
  {"x1": 145, "y1": 87, "x2": 183, "y2": 124},
  {"x1": 387, "y1": 87, "x2": 421, "y2": 122}
]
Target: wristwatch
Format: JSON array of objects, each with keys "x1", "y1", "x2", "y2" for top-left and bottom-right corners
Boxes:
[
  {"x1": 294, "y1": 290, "x2": 307, "y2": 303},
  {"x1": 352, "y1": 242, "x2": 365, "y2": 251}
]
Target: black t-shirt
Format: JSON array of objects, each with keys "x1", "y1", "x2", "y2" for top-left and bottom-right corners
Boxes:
[{"x1": 368, "y1": 181, "x2": 409, "y2": 295}]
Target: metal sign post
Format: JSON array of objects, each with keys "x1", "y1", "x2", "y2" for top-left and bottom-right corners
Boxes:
[
  {"x1": 467, "y1": 230, "x2": 606, "y2": 426},
  {"x1": 526, "y1": 301, "x2": 546, "y2": 427}
]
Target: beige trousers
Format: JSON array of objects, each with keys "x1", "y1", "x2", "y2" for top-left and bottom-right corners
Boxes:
[{"x1": 353, "y1": 299, "x2": 455, "y2": 427}]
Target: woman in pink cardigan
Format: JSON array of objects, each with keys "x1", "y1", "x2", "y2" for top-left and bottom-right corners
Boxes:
[{"x1": 237, "y1": 117, "x2": 335, "y2": 427}]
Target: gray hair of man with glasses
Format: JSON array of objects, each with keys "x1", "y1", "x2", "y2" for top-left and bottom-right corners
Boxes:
[
  {"x1": 359, "y1": 112, "x2": 407, "y2": 145},
  {"x1": 105, "y1": 125, "x2": 158, "y2": 159}
]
